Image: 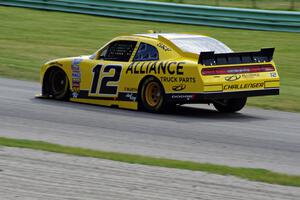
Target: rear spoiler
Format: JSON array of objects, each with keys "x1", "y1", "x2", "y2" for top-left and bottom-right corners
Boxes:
[{"x1": 198, "y1": 48, "x2": 274, "y2": 66}]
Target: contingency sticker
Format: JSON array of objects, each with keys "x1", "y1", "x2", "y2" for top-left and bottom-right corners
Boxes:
[{"x1": 71, "y1": 58, "x2": 83, "y2": 98}]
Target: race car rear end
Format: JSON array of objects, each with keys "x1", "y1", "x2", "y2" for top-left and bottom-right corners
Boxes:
[{"x1": 196, "y1": 48, "x2": 279, "y2": 112}]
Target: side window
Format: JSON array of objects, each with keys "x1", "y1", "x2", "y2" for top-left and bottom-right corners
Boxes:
[
  {"x1": 100, "y1": 40, "x2": 137, "y2": 62},
  {"x1": 133, "y1": 43, "x2": 159, "y2": 61}
]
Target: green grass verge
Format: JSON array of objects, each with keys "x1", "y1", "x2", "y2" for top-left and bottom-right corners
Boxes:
[
  {"x1": 0, "y1": 6, "x2": 300, "y2": 112},
  {"x1": 1, "y1": 136, "x2": 300, "y2": 187}
]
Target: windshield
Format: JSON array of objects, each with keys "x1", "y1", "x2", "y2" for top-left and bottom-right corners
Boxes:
[{"x1": 170, "y1": 36, "x2": 232, "y2": 54}]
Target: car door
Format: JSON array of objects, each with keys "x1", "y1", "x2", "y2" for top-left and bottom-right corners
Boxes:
[{"x1": 80, "y1": 40, "x2": 137, "y2": 100}]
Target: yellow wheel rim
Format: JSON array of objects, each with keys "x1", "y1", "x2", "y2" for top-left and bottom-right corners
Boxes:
[{"x1": 145, "y1": 82, "x2": 161, "y2": 107}]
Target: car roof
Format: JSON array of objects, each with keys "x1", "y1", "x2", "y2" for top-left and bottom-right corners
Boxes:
[
  {"x1": 133, "y1": 33, "x2": 232, "y2": 54},
  {"x1": 134, "y1": 33, "x2": 207, "y2": 40},
  {"x1": 113, "y1": 33, "x2": 232, "y2": 56},
  {"x1": 113, "y1": 33, "x2": 209, "y2": 44}
]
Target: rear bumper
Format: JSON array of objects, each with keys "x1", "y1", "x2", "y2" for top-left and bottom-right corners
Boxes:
[{"x1": 165, "y1": 88, "x2": 279, "y2": 103}]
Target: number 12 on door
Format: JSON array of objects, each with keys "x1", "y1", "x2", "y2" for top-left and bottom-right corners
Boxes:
[{"x1": 90, "y1": 64, "x2": 122, "y2": 96}]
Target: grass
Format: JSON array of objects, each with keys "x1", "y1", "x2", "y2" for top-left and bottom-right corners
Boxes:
[
  {"x1": 0, "y1": 136, "x2": 300, "y2": 187},
  {"x1": 0, "y1": 6, "x2": 300, "y2": 112},
  {"x1": 148, "y1": 0, "x2": 300, "y2": 11}
]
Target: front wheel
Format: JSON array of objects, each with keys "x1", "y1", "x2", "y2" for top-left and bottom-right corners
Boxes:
[
  {"x1": 48, "y1": 69, "x2": 69, "y2": 100},
  {"x1": 213, "y1": 98, "x2": 247, "y2": 113},
  {"x1": 140, "y1": 77, "x2": 166, "y2": 113}
]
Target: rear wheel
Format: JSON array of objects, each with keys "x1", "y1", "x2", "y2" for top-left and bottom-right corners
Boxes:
[
  {"x1": 140, "y1": 77, "x2": 166, "y2": 113},
  {"x1": 48, "y1": 69, "x2": 69, "y2": 100},
  {"x1": 213, "y1": 98, "x2": 247, "y2": 113}
]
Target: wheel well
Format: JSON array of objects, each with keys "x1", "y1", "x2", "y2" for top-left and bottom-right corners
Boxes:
[{"x1": 42, "y1": 66, "x2": 68, "y2": 96}]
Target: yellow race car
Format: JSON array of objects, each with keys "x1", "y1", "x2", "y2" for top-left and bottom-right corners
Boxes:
[{"x1": 40, "y1": 33, "x2": 280, "y2": 113}]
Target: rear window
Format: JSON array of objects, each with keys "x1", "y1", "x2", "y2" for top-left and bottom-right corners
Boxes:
[
  {"x1": 170, "y1": 36, "x2": 232, "y2": 54},
  {"x1": 133, "y1": 43, "x2": 159, "y2": 61}
]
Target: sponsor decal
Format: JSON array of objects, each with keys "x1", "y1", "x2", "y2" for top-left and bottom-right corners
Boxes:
[
  {"x1": 126, "y1": 61, "x2": 185, "y2": 75},
  {"x1": 124, "y1": 87, "x2": 138, "y2": 92},
  {"x1": 223, "y1": 82, "x2": 264, "y2": 91},
  {"x1": 72, "y1": 81, "x2": 80, "y2": 87},
  {"x1": 160, "y1": 76, "x2": 196, "y2": 83},
  {"x1": 270, "y1": 72, "x2": 277, "y2": 78},
  {"x1": 242, "y1": 73, "x2": 260, "y2": 78},
  {"x1": 72, "y1": 72, "x2": 81, "y2": 79},
  {"x1": 171, "y1": 94, "x2": 193, "y2": 100},
  {"x1": 71, "y1": 59, "x2": 82, "y2": 70},
  {"x1": 72, "y1": 65, "x2": 80, "y2": 71},
  {"x1": 72, "y1": 92, "x2": 79, "y2": 98},
  {"x1": 172, "y1": 84, "x2": 186, "y2": 91},
  {"x1": 225, "y1": 74, "x2": 241, "y2": 82},
  {"x1": 71, "y1": 58, "x2": 83, "y2": 98},
  {"x1": 72, "y1": 87, "x2": 80, "y2": 93},
  {"x1": 125, "y1": 93, "x2": 137, "y2": 101},
  {"x1": 118, "y1": 92, "x2": 137, "y2": 102},
  {"x1": 157, "y1": 43, "x2": 171, "y2": 51}
]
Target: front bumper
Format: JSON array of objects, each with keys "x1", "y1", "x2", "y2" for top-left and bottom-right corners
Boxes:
[{"x1": 165, "y1": 88, "x2": 279, "y2": 103}]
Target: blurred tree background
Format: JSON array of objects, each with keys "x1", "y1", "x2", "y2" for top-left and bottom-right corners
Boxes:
[{"x1": 146, "y1": 0, "x2": 300, "y2": 11}]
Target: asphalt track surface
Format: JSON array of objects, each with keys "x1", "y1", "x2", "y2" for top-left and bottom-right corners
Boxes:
[
  {"x1": 1, "y1": 147, "x2": 300, "y2": 200},
  {"x1": 0, "y1": 78, "x2": 300, "y2": 175}
]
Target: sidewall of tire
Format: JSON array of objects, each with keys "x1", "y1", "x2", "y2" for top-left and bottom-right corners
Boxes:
[
  {"x1": 49, "y1": 69, "x2": 70, "y2": 100},
  {"x1": 213, "y1": 98, "x2": 247, "y2": 113},
  {"x1": 140, "y1": 77, "x2": 165, "y2": 113}
]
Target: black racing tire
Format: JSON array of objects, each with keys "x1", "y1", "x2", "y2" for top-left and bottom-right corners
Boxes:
[
  {"x1": 48, "y1": 69, "x2": 70, "y2": 100},
  {"x1": 140, "y1": 77, "x2": 167, "y2": 113},
  {"x1": 213, "y1": 98, "x2": 247, "y2": 113}
]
